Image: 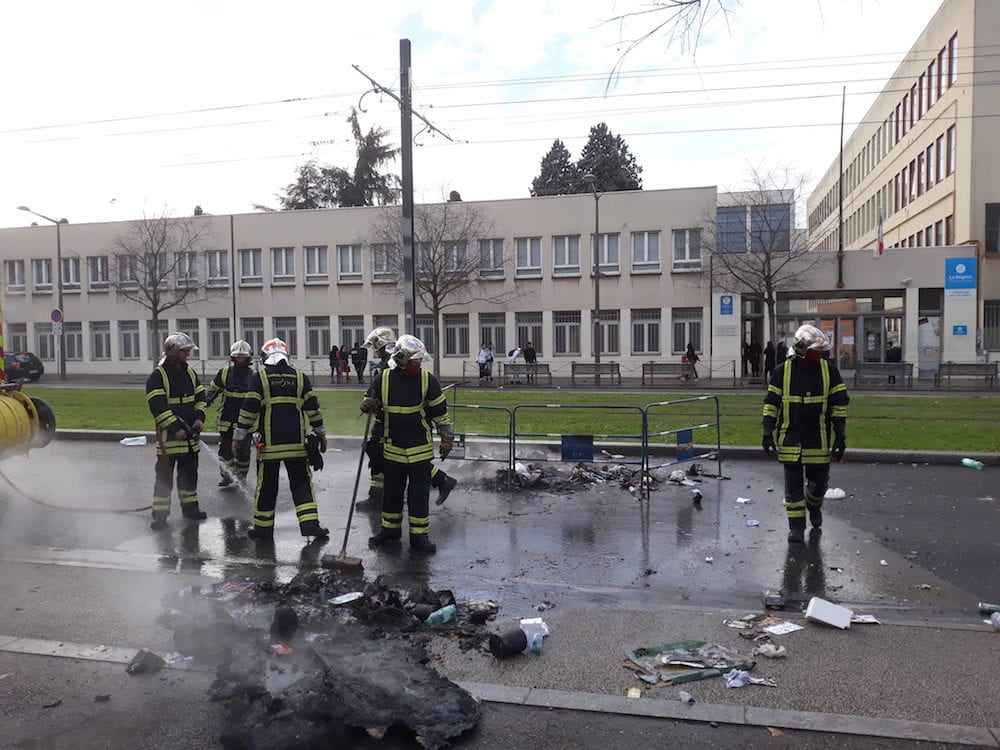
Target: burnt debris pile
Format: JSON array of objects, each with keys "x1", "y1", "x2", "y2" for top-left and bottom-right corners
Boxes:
[
  {"x1": 158, "y1": 571, "x2": 490, "y2": 749},
  {"x1": 485, "y1": 460, "x2": 711, "y2": 494}
]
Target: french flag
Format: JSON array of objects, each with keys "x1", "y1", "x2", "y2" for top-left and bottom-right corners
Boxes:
[{"x1": 875, "y1": 214, "x2": 884, "y2": 257}]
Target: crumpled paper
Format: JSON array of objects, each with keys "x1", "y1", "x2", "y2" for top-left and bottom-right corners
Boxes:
[{"x1": 724, "y1": 669, "x2": 778, "y2": 688}]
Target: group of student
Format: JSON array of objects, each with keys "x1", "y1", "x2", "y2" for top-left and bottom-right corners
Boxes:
[
  {"x1": 328, "y1": 343, "x2": 369, "y2": 384},
  {"x1": 476, "y1": 342, "x2": 538, "y2": 383}
]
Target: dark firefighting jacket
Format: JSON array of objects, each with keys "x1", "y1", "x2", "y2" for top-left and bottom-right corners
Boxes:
[
  {"x1": 367, "y1": 367, "x2": 450, "y2": 464},
  {"x1": 206, "y1": 364, "x2": 254, "y2": 432},
  {"x1": 236, "y1": 362, "x2": 323, "y2": 461},
  {"x1": 146, "y1": 362, "x2": 206, "y2": 455}
]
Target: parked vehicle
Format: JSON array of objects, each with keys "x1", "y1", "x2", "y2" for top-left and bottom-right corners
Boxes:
[{"x1": 6, "y1": 353, "x2": 44, "y2": 381}]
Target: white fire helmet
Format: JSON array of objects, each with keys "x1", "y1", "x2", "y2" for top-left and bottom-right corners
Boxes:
[
  {"x1": 162, "y1": 332, "x2": 198, "y2": 359},
  {"x1": 388, "y1": 334, "x2": 427, "y2": 370},
  {"x1": 791, "y1": 324, "x2": 832, "y2": 359},
  {"x1": 261, "y1": 338, "x2": 290, "y2": 366},
  {"x1": 365, "y1": 326, "x2": 396, "y2": 352},
  {"x1": 230, "y1": 340, "x2": 253, "y2": 359}
]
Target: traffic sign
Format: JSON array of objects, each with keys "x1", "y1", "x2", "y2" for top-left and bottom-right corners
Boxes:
[
  {"x1": 52, "y1": 322, "x2": 63, "y2": 336},
  {"x1": 50, "y1": 309, "x2": 63, "y2": 323}
]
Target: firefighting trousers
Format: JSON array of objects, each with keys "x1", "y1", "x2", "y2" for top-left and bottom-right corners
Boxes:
[
  {"x1": 380, "y1": 460, "x2": 432, "y2": 535},
  {"x1": 152, "y1": 452, "x2": 199, "y2": 515},
  {"x1": 251, "y1": 457, "x2": 319, "y2": 531},
  {"x1": 782, "y1": 462, "x2": 830, "y2": 522},
  {"x1": 218, "y1": 427, "x2": 252, "y2": 478}
]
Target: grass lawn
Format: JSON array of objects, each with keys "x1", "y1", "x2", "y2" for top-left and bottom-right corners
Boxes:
[{"x1": 22, "y1": 385, "x2": 1000, "y2": 452}]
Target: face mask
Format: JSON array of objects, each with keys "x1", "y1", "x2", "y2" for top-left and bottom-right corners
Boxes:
[{"x1": 404, "y1": 360, "x2": 422, "y2": 375}]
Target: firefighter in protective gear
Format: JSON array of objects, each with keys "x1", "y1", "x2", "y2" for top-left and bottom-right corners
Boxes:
[
  {"x1": 232, "y1": 338, "x2": 329, "y2": 540},
  {"x1": 145, "y1": 332, "x2": 207, "y2": 530},
  {"x1": 762, "y1": 324, "x2": 849, "y2": 543},
  {"x1": 360, "y1": 327, "x2": 458, "y2": 507},
  {"x1": 205, "y1": 340, "x2": 254, "y2": 488},
  {"x1": 362, "y1": 334, "x2": 452, "y2": 554}
]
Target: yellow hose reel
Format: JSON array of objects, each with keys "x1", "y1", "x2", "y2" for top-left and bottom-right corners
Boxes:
[{"x1": 0, "y1": 386, "x2": 56, "y2": 459}]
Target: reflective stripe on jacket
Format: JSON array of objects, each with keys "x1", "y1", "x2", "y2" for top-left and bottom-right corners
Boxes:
[
  {"x1": 237, "y1": 363, "x2": 323, "y2": 460},
  {"x1": 207, "y1": 364, "x2": 254, "y2": 432},
  {"x1": 368, "y1": 368, "x2": 450, "y2": 464},
  {"x1": 145, "y1": 364, "x2": 206, "y2": 455}
]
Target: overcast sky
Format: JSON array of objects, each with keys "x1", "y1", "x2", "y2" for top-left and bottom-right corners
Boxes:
[{"x1": 1, "y1": 0, "x2": 945, "y2": 228}]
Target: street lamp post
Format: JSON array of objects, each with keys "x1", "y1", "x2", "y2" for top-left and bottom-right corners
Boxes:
[
  {"x1": 584, "y1": 173, "x2": 602, "y2": 387},
  {"x1": 18, "y1": 206, "x2": 67, "y2": 381}
]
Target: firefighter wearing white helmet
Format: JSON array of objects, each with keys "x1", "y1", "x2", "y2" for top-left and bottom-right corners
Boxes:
[
  {"x1": 360, "y1": 334, "x2": 453, "y2": 554},
  {"x1": 233, "y1": 338, "x2": 329, "y2": 540},
  {"x1": 204, "y1": 340, "x2": 255, "y2": 488},
  {"x1": 762, "y1": 324, "x2": 849, "y2": 543},
  {"x1": 145, "y1": 332, "x2": 207, "y2": 530}
]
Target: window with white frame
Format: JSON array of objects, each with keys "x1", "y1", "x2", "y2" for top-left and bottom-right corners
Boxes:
[
  {"x1": 271, "y1": 247, "x2": 295, "y2": 285},
  {"x1": 672, "y1": 229, "x2": 702, "y2": 271},
  {"x1": 208, "y1": 319, "x2": 230, "y2": 359},
  {"x1": 8, "y1": 323, "x2": 27, "y2": 352},
  {"x1": 444, "y1": 314, "x2": 469, "y2": 356},
  {"x1": 241, "y1": 317, "x2": 265, "y2": 355},
  {"x1": 239, "y1": 248, "x2": 262, "y2": 286},
  {"x1": 672, "y1": 308, "x2": 703, "y2": 355},
  {"x1": 147, "y1": 320, "x2": 169, "y2": 360},
  {"x1": 176, "y1": 252, "x2": 197, "y2": 287},
  {"x1": 304, "y1": 245, "x2": 328, "y2": 284},
  {"x1": 479, "y1": 312, "x2": 506, "y2": 355},
  {"x1": 64, "y1": 322, "x2": 83, "y2": 360},
  {"x1": 516, "y1": 311, "x2": 542, "y2": 354},
  {"x1": 373, "y1": 314, "x2": 398, "y2": 336},
  {"x1": 306, "y1": 316, "x2": 330, "y2": 358},
  {"x1": 120, "y1": 321, "x2": 140, "y2": 360},
  {"x1": 444, "y1": 241, "x2": 467, "y2": 272},
  {"x1": 32, "y1": 258, "x2": 52, "y2": 292},
  {"x1": 515, "y1": 237, "x2": 542, "y2": 277},
  {"x1": 206, "y1": 249, "x2": 229, "y2": 287},
  {"x1": 631, "y1": 309, "x2": 661, "y2": 355},
  {"x1": 370, "y1": 243, "x2": 396, "y2": 283},
  {"x1": 593, "y1": 233, "x2": 620, "y2": 274},
  {"x1": 595, "y1": 310, "x2": 620, "y2": 355},
  {"x1": 176, "y1": 319, "x2": 200, "y2": 349},
  {"x1": 479, "y1": 238, "x2": 504, "y2": 278},
  {"x1": 339, "y1": 317, "x2": 364, "y2": 351},
  {"x1": 337, "y1": 244, "x2": 362, "y2": 283},
  {"x1": 553, "y1": 311, "x2": 581, "y2": 355},
  {"x1": 273, "y1": 317, "x2": 297, "y2": 353},
  {"x1": 91, "y1": 321, "x2": 111, "y2": 361},
  {"x1": 631, "y1": 231, "x2": 660, "y2": 272},
  {"x1": 35, "y1": 323, "x2": 55, "y2": 360},
  {"x1": 117, "y1": 255, "x2": 138, "y2": 289},
  {"x1": 415, "y1": 315, "x2": 436, "y2": 355},
  {"x1": 553, "y1": 235, "x2": 580, "y2": 276},
  {"x1": 88, "y1": 256, "x2": 109, "y2": 292},
  {"x1": 4, "y1": 260, "x2": 25, "y2": 293}
]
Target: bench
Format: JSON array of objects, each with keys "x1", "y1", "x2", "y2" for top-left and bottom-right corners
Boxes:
[
  {"x1": 570, "y1": 361, "x2": 621, "y2": 386},
  {"x1": 934, "y1": 361, "x2": 998, "y2": 388},
  {"x1": 501, "y1": 362, "x2": 551, "y2": 385},
  {"x1": 641, "y1": 361, "x2": 696, "y2": 385},
  {"x1": 854, "y1": 362, "x2": 913, "y2": 388}
]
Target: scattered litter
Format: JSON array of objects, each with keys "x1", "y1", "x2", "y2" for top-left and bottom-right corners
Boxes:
[
  {"x1": 824, "y1": 487, "x2": 846, "y2": 500},
  {"x1": 704, "y1": 557, "x2": 714, "y2": 564},
  {"x1": 988, "y1": 612, "x2": 1000, "y2": 630},
  {"x1": 879, "y1": 560, "x2": 888, "y2": 567},
  {"x1": 0, "y1": 674, "x2": 11, "y2": 681},
  {"x1": 164, "y1": 652, "x2": 194, "y2": 665},
  {"x1": 765, "y1": 487, "x2": 774, "y2": 493},
  {"x1": 489, "y1": 629, "x2": 528, "y2": 658},
  {"x1": 93, "y1": 694, "x2": 111, "y2": 703},
  {"x1": 534, "y1": 601, "x2": 556, "y2": 612},
  {"x1": 678, "y1": 690, "x2": 695, "y2": 705},
  {"x1": 329, "y1": 592, "x2": 364, "y2": 605},
  {"x1": 762, "y1": 621, "x2": 803, "y2": 636},
  {"x1": 724, "y1": 670, "x2": 777, "y2": 688},
  {"x1": 519, "y1": 617, "x2": 550, "y2": 643},
  {"x1": 961, "y1": 458, "x2": 984, "y2": 471},
  {"x1": 746, "y1": 519, "x2": 760, "y2": 527},
  {"x1": 805, "y1": 597, "x2": 853, "y2": 629},
  {"x1": 271, "y1": 606, "x2": 299, "y2": 640},
  {"x1": 42, "y1": 699, "x2": 62, "y2": 708},
  {"x1": 751, "y1": 643, "x2": 787, "y2": 658},
  {"x1": 269, "y1": 643, "x2": 294, "y2": 656},
  {"x1": 126, "y1": 648, "x2": 165, "y2": 675},
  {"x1": 77, "y1": 645, "x2": 108, "y2": 657},
  {"x1": 978, "y1": 602, "x2": 1000, "y2": 614},
  {"x1": 669, "y1": 470, "x2": 686, "y2": 482},
  {"x1": 206, "y1": 581, "x2": 256, "y2": 602},
  {"x1": 740, "y1": 613, "x2": 764, "y2": 623},
  {"x1": 850, "y1": 614, "x2": 880, "y2": 625},
  {"x1": 829, "y1": 567, "x2": 844, "y2": 572},
  {"x1": 626, "y1": 640, "x2": 753, "y2": 685},
  {"x1": 736, "y1": 497, "x2": 753, "y2": 504},
  {"x1": 119, "y1": 436, "x2": 147, "y2": 446},
  {"x1": 691, "y1": 489, "x2": 702, "y2": 505},
  {"x1": 915, "y1": 584, "x2": 932, "y2": 590},
  {"x1": 723, "y1": 619, "x2": 753, "y2": 629},
  {"x1": 626, "y1": 687, "x2": 642, "y2": 699},
  {"x1": 904, "y1": 552, "x2": 917, "y2": 560},
  {"x1": 424, "y1": 604, "x2": 457, "y2": 627},
  {"x1": 763, "y1": 591, "x2": 786, "y2": 610},
  {"x1": 601, "y1": 449, "x2": 626, "y2": 460},
  {"x1": 766, "y1": 727, "x2": 785, "y2": 737}
]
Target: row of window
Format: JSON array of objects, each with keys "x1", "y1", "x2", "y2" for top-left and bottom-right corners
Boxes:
[
  {"x1": 815, "y1": 214, "x2": 954, "y2": 253},
  {"x1": 715, "y1": 204, "x2": 792, "y2": 254},
  {"x1": 2, "y1": 229, "x2": 707, "y2": 296},
  {"x1": 810, "y1": 32, "x2": 959, "y2": 230},
  {"x1": 3, "y1": 308, "x2": 705, "y2": 364}
]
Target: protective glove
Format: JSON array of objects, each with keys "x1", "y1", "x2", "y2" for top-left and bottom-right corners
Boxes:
[
  {"x1": 832, "y1": 435, "x2": 846, "y2": 462},
  {"x1": 360, "y1": 396, "x2": 380, "y2": 414},
  {"x1": 439, "y1": 439, "x2": 454, "y2": 460},
  {"x1": 174, "y1": 428, "x2": 189, "y2": 440},
  {"x1": 317, "y1": 433, "x2": 328, "y2": 453},
  {"x1": 762, "y1": 433, "x2": 776, "y2": 459},
  {"x1": 192, "y1": 419, "x2": 204, "y2": 434}
]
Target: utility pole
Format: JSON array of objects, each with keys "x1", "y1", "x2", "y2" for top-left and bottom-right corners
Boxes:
[{"x1": 400, "y1": 39, "x2": 416, "y2": 335}]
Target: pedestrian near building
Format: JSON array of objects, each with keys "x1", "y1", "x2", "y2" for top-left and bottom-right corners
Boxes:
[
  {"x1": 233, "y1": 338, "x2": 329, "y2": 541},
  {"x1": 329, "y1": 345, "x2": 343, "y2": 384},
  {"x1": 775, "y1": 341, "x2": 788, "y2": 366},
  {"x1": 749, "y1": 337, "x2": 763, "y2": 377},
  {"x1": 340, "y1": 342, "x2": 352, "y2": 381},
  {"x1": 684, "y1": 342, "x2": 700, "y2": 381},
  {"x1": 362, "y1": 335, "x2": 454, "y2": 554},
  {"x1": 350, "y1": 342, "x2": 368, "y2": 384},
  {"x1": 205, "y1": 340, "x2": 254, "y2": 488},
  {"x1": 764, "y1": 341, "x2": 776, "y2": 381},
  {"x1": 506, "y1": 345, "x2": 523, "y2": 384},
  {"x1": 145, "y1": 332, "x2": 207, "y2": 530},
  {"x1": 476, "y1": 344, "x2": 491, "y2": 383},
  {"x1": 523, "y1": 342, "x2": 538, "y2": 383},
  {"x1": 762, "y1": 325, "x2": 849, "y2": 544}
]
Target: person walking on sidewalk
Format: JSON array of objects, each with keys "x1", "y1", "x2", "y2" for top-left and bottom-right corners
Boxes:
[
  {"x1": 233, "y1": 338, "x2": 329, "y2": 541},
  {"x1": 764, "y1": 341, "x2": 776, "y2": 381},
  {"x1": 361, "y1": 334, "x2": 453, "y2": 555},
  {"x1": 685, "y1": 342, "x2": 700, "y2": 382},
  {"x1": 350, "y1": 341, "x2": 368, "y2": 384},
  {"x1": 204, "y1": 340, "x2": 254, "y2": 488},
  {"x1": 523, "y1": 342, "x2": 538, "y2": 383},
  {"x1": 145, "y1": 332, "x2": 207, "y2": 530},
  {"x1": 329, "y1": 345, "x2": 343, "y2": 384},
  {"x1": 762, "y1": 324, "x2": 849, "y2": 544}
]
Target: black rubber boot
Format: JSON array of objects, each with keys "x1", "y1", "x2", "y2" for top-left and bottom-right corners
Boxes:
[
  {"x1": 368, "y1": 528, "x2": 402, "y2": 548},
  {"x1": 808, "y1": 506, "x2": 823, "y2": 529},
  {"x1": 299, "y1": 521, "x2": 330, "y2": 539},
  {"x1": 150, "y1": 511, "x2": 169, "y2": 530},
  {"x1": 247, "y1": 525, "x2": 273, "y2": 541},
  {"x1": 435, "y1": 475, "x2": 458, "y2": 506},
  {"x1": 218, "y1": 473, "x2": 233, "y2": 488},
  {"x1": 409, "y1": 535, "x2": 437, "y2": 555},
  {"x1": 787, "y1": 519, "x2": 806, "y2": 544},
  {"x1": 181, "y1": 503, "x2": 207, "y2": 521}
]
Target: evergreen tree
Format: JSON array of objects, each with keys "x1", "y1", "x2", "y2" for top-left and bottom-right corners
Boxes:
[
  {"x1": 530, "y1": 139, "x2": 580, "y2": 196},
  {"x1": 575, "y1": 123, "x2": 643, "y2": 192}
]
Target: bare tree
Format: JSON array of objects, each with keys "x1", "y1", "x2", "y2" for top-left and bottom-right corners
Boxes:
[
  {"x1": 704, "y1": 166, "x2": 829, "y2": 344},
  {"x1": 368, "y1": 201, "x2": 532, "y2": 374},
  {"x1": 106, "y1": 212, "x2": 219, "y2": 356}
]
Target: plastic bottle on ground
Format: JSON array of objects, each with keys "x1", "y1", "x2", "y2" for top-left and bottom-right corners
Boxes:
[
  {"x1": 961, "y1": 458, "x2": 984, "y2": 470},
  {"x1": 424, "y1": 604, "x2": 457, "y2": 627},
  {"x1": 991, "y1": 612, "x2": 1000, "y2": 631}
]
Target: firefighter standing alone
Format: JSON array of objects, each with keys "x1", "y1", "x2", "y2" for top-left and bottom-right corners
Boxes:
[
  {"x1": 362, "y1": 334, "x2": 453, "y2": 554},
  {"x1": 205, "y1": 340, "x2": 254, "y2": 487},
  {"x1": 762, "y1": 324, "x2": 849, "y2": 543},
  {"x1": 232, "y1": 338, "x2": 329, "y2": 540},
  {"x1": 145, "y1": 332, "x2": 207, "y2": 530}
]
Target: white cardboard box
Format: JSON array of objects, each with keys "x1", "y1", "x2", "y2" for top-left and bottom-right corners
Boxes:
[{"x1": 805, "y1": 597, "x2": 853, "y2": 629}]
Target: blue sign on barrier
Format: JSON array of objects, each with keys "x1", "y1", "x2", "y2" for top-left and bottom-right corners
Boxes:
[
  {"x1": 561, "y1": 435, "x2": 594, "y2": 462},
  {"x1": 676, "y1": 429, "x2": 695, "y2": 461}
]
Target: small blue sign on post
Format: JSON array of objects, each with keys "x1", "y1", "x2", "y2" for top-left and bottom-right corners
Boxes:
[
  {"x1": 561, "y1": 435, "x2": 594, "y2": 462},
  {"x1": 676, "y1": 429, "x2": 695, "y2": 461},
  {"x1": 945, "y1": 257, "x2": 976, "y2": 300},
  {"x1": 719, "y1": 295, "x2": 734, "y2": 315},
  {"x1": 953, "y1": 325, "x2": 968, "y2": 336}
]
